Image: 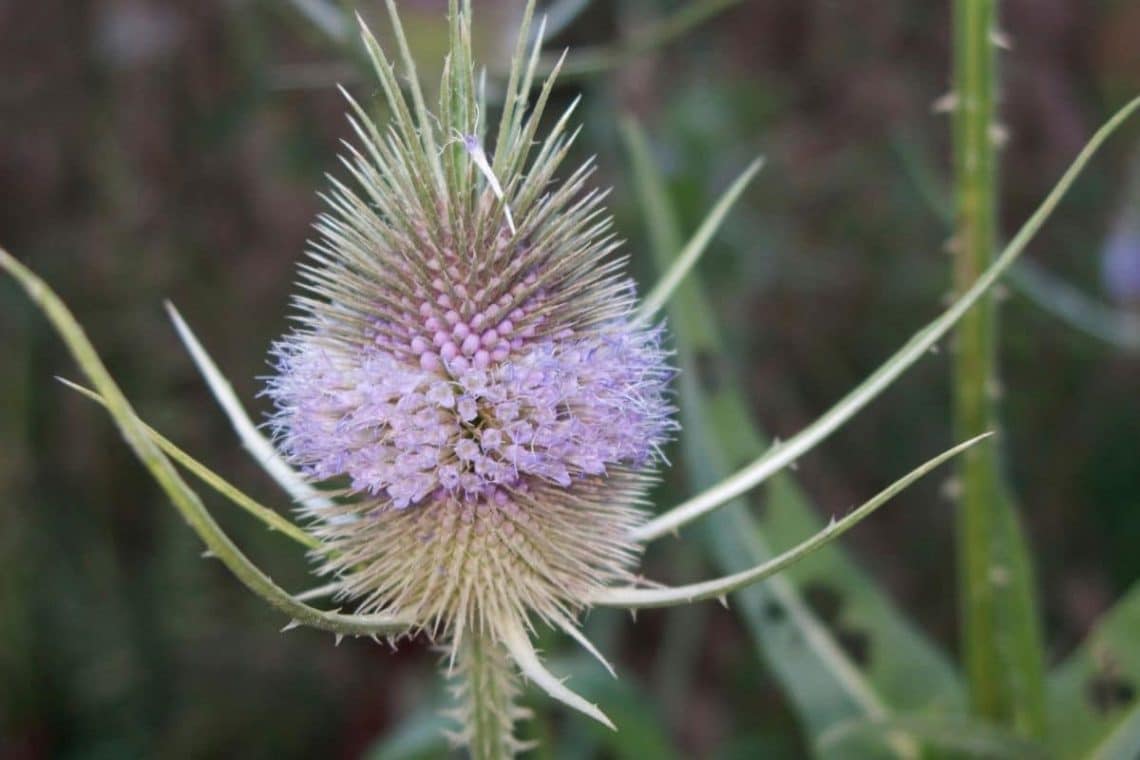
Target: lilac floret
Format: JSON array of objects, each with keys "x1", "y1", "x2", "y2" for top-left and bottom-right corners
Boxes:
[{"x1": 267, "y1": 326, "x2": 675, "y2": 508}]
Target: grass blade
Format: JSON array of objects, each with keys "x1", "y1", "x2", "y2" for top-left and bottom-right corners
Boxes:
[
  {"x1": 891, "y1": 131, "x2": 1140, "y2": 353},
  {"x1": 284, "y1": 0, "x2": 350, "y2": 42},
  {"x1": 1007, "y1": 262, "x2": 1140, "y2": 351}
]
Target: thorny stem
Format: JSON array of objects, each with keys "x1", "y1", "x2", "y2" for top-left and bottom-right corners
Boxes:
[
  {"x1": 452, "y1": 631, "x2": 527, "y2": 759},
  {"x1": 951, "y1": 0, "x2": 1046, "y2": 735}
]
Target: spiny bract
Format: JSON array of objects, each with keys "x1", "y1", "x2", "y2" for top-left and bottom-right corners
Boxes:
[{"x1": 264, "y1": 4, "x2": 675, "y2": 663}]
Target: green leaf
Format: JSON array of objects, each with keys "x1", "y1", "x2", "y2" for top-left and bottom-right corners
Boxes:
[
  {"x1": 283, "y1": 0, "x2": 350, "y2": 43},
  {"x1": 1048, "y1": 583, "x2": 1140, "y2": 757},
  {"x1": 673, "y1": 309, "x2": 917, "y2": 758},
  {"x1": 1007, "y1": 262, "x2": 1140, "y2": 352}
]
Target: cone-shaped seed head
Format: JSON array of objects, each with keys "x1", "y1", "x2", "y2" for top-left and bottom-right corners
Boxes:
[{"x1": 265, "y1": 5, "x2": 675, "y2": 651}]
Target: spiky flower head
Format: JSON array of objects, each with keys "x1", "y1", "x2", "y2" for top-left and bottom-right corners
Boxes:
[{"x1": 264, "y1": 2, "x2": 674, "y2": 668}]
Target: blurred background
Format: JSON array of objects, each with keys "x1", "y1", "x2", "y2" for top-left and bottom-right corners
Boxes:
[{"x1": 2, "y1": 0, "x2": 1139, "y2": 757}]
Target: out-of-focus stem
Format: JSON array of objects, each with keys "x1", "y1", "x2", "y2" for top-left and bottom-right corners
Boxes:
[{"x1": 951, "y1": 0, "x2": 1046, "y2": 735}]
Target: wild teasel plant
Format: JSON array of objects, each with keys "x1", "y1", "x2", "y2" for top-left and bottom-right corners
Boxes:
[{"x1": 3, "y1": 1, "x2": 1139, "y2": 756}]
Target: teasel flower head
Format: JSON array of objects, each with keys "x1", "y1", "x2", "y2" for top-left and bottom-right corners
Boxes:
[{"x1": 264, "y1": 0, "x2": 674, "y2": 738}]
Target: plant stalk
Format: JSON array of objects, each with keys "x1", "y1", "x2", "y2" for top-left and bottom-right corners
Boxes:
[
  {"x1": 951, "y1": 0, "x2": 1046, "y2": 736},
  {"x1": 456, "y1": 631, "x2": 524, "y2": 760}
]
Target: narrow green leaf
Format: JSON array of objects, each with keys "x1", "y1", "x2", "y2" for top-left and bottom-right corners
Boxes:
[
  {"x1": 892, "y1": 131, "x2": 1140, "y2": 353},
  {"x1": 672, "y1": 311, "x2": 915, "y2": 758},
  {"x1": 626, "y1": 93, "x2": 1139, "y2": 746},
  {"x1": 536, "y1": 0, "x2": 593, "y2": 42},
  {"x1": 0, "y1": 248, "x2": 409, "y2": 637},
  {"x1": 1007, "y1": 262, "x2": 1140, "y2": 351}
]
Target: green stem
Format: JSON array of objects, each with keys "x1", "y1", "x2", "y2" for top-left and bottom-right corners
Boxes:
[
  {"x1": 457, "y1": 632, "x2": 524, "y2": 760},
  {"x1": 951, "y1": 0, "x2": 1046, "y2": 735}
]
